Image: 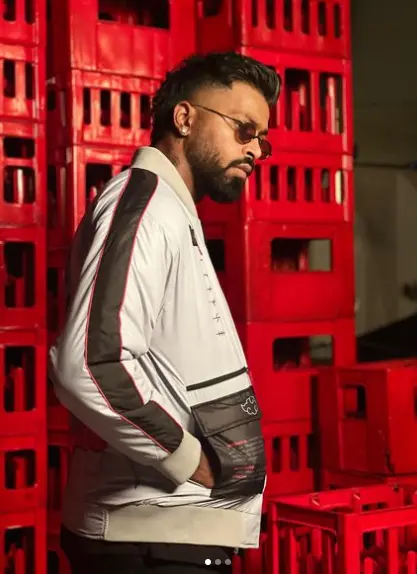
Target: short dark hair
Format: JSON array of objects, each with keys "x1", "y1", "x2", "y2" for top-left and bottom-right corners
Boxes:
[{"x1": 150, "y1": 51, "x2": 281, "y2": 145}]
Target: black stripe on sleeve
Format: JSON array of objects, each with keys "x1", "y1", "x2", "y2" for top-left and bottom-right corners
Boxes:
[{"x1": 86, "y1": 168, "x2": 184, "y2": 454}]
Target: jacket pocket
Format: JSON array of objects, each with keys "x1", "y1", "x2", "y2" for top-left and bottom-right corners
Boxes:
[{"x1": 191, "y1": 386, "x2": 266, "y2": 498}]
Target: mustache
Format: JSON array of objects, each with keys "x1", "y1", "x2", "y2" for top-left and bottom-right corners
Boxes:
[{"x1": 226, "y1": 158, "x2": 255, "y2": 172}]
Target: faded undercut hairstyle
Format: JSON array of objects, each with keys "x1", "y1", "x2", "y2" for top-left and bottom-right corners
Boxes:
[{"x1": 150, "y1": 51, "x2": 281, "y2": 146}]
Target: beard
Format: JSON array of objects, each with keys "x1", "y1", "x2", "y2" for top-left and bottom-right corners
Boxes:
[{"x1": 184, "y1": 139, "x2": 252, "y2": 204}]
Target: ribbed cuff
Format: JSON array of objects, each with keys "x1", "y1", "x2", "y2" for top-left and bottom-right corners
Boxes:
[{"x1": 158, "y1": 431, "x2": 202, "y2": 485}]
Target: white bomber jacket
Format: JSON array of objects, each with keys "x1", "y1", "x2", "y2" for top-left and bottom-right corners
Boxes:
[{"x1": 48, "y1": 146, "x2": 266, "y2": 548}]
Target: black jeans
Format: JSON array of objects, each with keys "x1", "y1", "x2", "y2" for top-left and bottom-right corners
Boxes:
[{"x1": 61, "y1": 528, "x2": 234, "y2": 574}]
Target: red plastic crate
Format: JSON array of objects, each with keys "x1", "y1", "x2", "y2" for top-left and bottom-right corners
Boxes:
[
  {"x1": 236, "y1": 323, "x2": 315, "y2": 423},
  {"x1": 0, "y1": 329, "x2": 46, "y2": 436},
  {"x1": 0, "y1": 434, "x2": 46, "y2": 514},
  {"x1": 241, "y1": 47, "x2": 352, "y2": 155},
  {"x1": 268, "y1": 484, "x2": 417, "y2": 574},
  {"x1": 321, "y1": 468, "x2": 384, "y2": 490},
  {"x1": 48, "y1": 145, "x2": 135, "y2": 249},
  {"x1": 237, "y1": 320, "x2": 356, "y2": 382},
  {"x1": 47, "y1": 395, "x2": 71, "y2": 435},
  {"x1": 263, "y1": 420, "x2": 316, "y2": 499},
  {"x1": 321, "y1": 469, "x2": 417, "y2": 491},
  {"x1": 0, "y1": 43, "x2": 45, "y2": 122},
  {"x1": 318, "y1": 359, "x2": 417, "y2": 476},
  {"x1": 0, "y1": 226, "x2": 46, "y2": 329},
  {"x1": 198, "y1": 152, "x2": 353, "y2": 225},
  {"x1": 47, "y1": 69, "x2": 159, "y2": 148},
  {"x1": 0, "y1": 120, "x2": 46, "y2": 226},
  {"x1": 47, "y1": 432, "x2": 72, "y2": 536},
  {"x1": 0, "y1": 0, "x2": 45, "y2": 46},
  {"x1": 197, "y1": 0, "x2": 350, "y2": 59},
  {"x1": 232, "y1": 532, "x2": 267, "y2": 574},
  {"x1": 47, "y1": 533, "x2": 71, "y2": 574},
  {"x1": 48, "y1": 0, "x2": 196, "y2": 78},
  {"x1": 204, "y1": 220, "x2": 355, "y2": 324},
  {"x1": 0, "y1": 509, "x2": 46, "y2": 574},
  {"x1": 47, "y1": 249, "x2": 71, "y2": 433},
  {"x1": 254, "y1": 366, "x2": 313, "y2": 425},
  {"x1": 47, "y1": 249, "x2": 69, "y2": 343}
]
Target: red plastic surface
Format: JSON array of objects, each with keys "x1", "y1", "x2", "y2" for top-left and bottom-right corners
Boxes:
[
  {"x1": 0, "y1": 329, "x2": 46, "y2": 436},
  {"x1": 47, "y1": 432, "x2": 72, "y2": 536},
  {"x1": 0, "y1": 43, "x2": 45, "y2": 123},
  {"x1": 233, "y1": 532, "x2": 267, "y2": 574},
  {"x1": 321, "y1": 469, "x2": 417, "y2": 491},
  {"x1": 47, "y1": 249, "x2": 69, "y2": 343},
  {"x1": 203, "y1": 221, "x2": 355, "y2": 324},
  {"x1": 47, "y1": 533, "x2": 71, "y2": 574},
  {"x1": 236, "y1": 320, "x2": 355, "y2": 425},
  {"x1": 263, "y1": 420, "x2": 316, "y2": 499},
  {"x1": 0, "y1": 434, "x2": 46, "y2": 514},
  {"x1": 47, "y1": 249, "x2": 71, "y2": 432},
  {"x1": 0, "y1": 121, "x2": 46, "y2": 226},
  {"x1": 238, "y1": 319, "x2": 356, "y2": 370},
  {"x1": 48, "y1": 145, "x2": 136, "y2": 250},
  {"x1": 240, "y1": 47, "x2": 352, "y2": 156},
  {"x1": 255, "y1": 365, "x2": 313, "y2": 424},
  {"x1": 0, "y1": 226, "x2": 46, "y2": 329},
  {"x1": 47, "y1": 70, "x2": 158, "y2": 148},
  {"x1": 0, "y1": 509, "x2": 46, "y2": 574},
  {"x1": 0, "y1": 0, "x2": 45, "y2": 46},
  {"x1": 47, "y1": 399, "x2": 71, "y2": 436},
  {"x1": 236, "y1": 323, "x2": 314, "y2": 423},
  {"x1": 197, "y1": 0, "x2": 350, "y2": 58},
  {"x1": 48, "y1": 0, "x2": 196, "y2": 78},
  {"x1": 268, "y1": 484, "x2": 417, "y2": 574},
  {"x1": 318, "y1": 359, "x2": 417, "y2": 475},
  {"x1": 198, "y1": 152, "x2": 353, "y2": 225}
]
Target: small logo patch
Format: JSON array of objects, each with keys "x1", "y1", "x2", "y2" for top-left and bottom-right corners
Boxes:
[{"x1": 241, "y1": 396, "x2": 259, "y2": 416}]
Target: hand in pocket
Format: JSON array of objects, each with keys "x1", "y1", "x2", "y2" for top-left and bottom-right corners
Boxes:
[{"x1": 190, "y1": 450, "x2": 215, "y2": 489}]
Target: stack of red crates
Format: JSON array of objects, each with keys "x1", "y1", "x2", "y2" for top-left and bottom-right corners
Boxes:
[
  {"x1": 0, "y1": 1, "x2": 47, "y2": 573},
  {"x1": 195, "y1": 1, "x2": 354, "y2": 571},
  {"x1": 45, "y1": 0, "x2": 196, "y2": 570},
  {"x1": 317, "y1": 359, "x2": 417, "y2": 491}
]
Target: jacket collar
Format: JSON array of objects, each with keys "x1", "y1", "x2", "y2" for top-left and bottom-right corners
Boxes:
[{"x1": 132, "y1": 146, "x2": 197, "y2": 217}]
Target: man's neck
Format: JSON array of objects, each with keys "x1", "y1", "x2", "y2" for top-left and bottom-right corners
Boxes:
[{"x1": 153, "y1": 141, "x2": 197, "y2": 202}]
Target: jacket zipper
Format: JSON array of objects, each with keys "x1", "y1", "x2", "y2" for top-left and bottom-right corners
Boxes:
[{"x1": 187, "y1": 366, "x2": 248, "y2": 391}]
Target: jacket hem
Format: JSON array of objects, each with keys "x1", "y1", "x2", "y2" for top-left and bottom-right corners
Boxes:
[{"x1": 63, "y1": 504, "x2": 260, "y2": 549}]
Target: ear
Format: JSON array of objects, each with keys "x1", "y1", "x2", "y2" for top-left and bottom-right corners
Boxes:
[{"x1": 173, "y1": 101, "x2": 195, "y2": 137}]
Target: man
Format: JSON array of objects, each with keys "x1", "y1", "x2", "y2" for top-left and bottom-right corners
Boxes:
[{"x1": 49, "y1": 51, "x2": 280, "y2": 574}]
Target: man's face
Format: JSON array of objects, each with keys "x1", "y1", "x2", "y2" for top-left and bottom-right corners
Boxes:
[{"x1": 183, "y1": 82, "x2": 270, "y2": 204}]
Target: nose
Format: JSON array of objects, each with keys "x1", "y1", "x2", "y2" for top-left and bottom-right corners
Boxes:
[{"x1": 243, "y1": 137, "x2": 263, "y2": 161}]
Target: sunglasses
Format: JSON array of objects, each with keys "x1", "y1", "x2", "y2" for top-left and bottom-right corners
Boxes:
[{"x1": 191, "y1": 104, "x2": 272, "y2": 160}]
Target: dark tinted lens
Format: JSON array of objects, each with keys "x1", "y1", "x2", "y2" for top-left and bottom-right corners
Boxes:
[
  {"x1": 237, "y1": 122, "x2": 272, "y2": 159},
  {"x1": 259, "y1": 138, "x2": 272, "y2": 159},
  {"x1": 237, "y1": 123, "x2": 257, "y2": 143}
]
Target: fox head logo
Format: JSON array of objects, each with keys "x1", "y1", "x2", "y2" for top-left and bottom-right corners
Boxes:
[{"x1": 241, "y1": 396, "x2": 259, "y2": 416}]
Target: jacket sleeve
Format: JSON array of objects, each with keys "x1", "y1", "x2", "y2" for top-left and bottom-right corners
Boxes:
[{"x1": 48, "y1": 182, "x2": 202, "y2": 486}]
